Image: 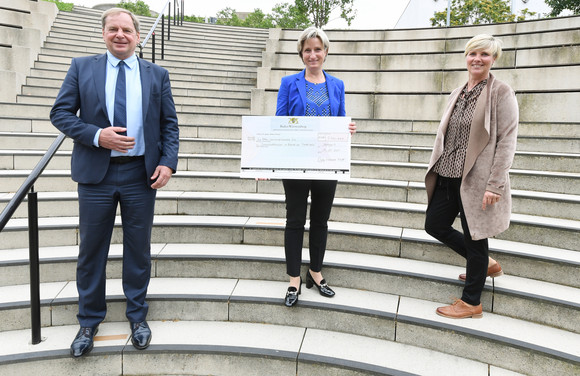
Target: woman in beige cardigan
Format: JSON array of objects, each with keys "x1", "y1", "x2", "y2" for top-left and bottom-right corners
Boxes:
[{"x1": 424, "y1": 34, "x2": 519, "y2": 319}]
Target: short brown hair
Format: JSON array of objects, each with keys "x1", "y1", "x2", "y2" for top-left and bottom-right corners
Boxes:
[{"x1": 101, "y1": 7, "x2": 140, "y2": 33}]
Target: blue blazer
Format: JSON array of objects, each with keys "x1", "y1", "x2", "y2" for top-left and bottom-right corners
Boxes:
[
  {"x1": 50, "y1": 54, "x2": 179, "y2": 186},
  {"x1": 276, "y1": 70, "x2": 346, "y2": 116}
]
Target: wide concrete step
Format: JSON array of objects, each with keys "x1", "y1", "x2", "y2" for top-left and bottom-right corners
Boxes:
[
  {"x1": 353, "y1": 119, "x2": 580, "y2": 138},
  {"x1": 252, "y1": 90, "x2": 580, "y2": 124},
  {"x1": 0, "y1": 319, "x2": 532, "y2": 376},
  {"x1": 27, "y1": 65, "x2": 258, "y2": 85},
  {"x1": 355, "y1": 129, "x2": 580, "y2": 154},
  {"x1": 50, "y1": 19, "x2": 269, "y2": 48},
  {"x1": 37, "y1": 48, "x2": 262, "y2": 74},
  {"x1": 263, "y1": 44, "x2": 580, "y2": 71},
  {"x1": 4, "y1": 139, "x2": 578, "y2": 194},
  {"x1": 275, "y1": 17, "x2": 580, "y2": 41},
  {"x1": 2, "y1": 159, "x2": 577, "y2": 221},
  {"x1": 0, "y1": 214, "x2": 578, "y2": 287},
  {"x1": 273, "y1": 27, "x2": 580, "y2": 54},
  {"x1": 24, "y1": 75, "x2": 255, "y2": 94},
  {"x1": 0, "y1": 247, "x2": 578, "y2": 374},
  {"x1": 54, "y1": 14, "x2": 269, "y2": 46},
  {"x1": 42, "y1": 41, "x2": 263, "y2": 68},
  {"x1": 258, "y1": 65, "x2": 580, "y2": 93},
  {"x1": 44, "y1": 34, "x2": 265, "y2": 62},
  {"x1": 17, "y1": 91, "x2": 251, "y2": 108},
  {"x1": 0, "y1": 241, "x2": 579, "y2": 334}
]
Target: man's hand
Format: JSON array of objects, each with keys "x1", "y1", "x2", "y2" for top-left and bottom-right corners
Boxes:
[
  {"x1": 482, "y1": 190, "x2": 501, "y2": 211},
  {"x1": 151, "y1": 165, "x2": 173, "y2": 189},
  {"x1": 99, "y1": 127, "x2": 135, "y2": 152}
]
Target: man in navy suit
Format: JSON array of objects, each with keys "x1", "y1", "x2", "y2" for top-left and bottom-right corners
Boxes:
[{"x1": 50, "y1": 7, "x2": 179, "y2": 357}]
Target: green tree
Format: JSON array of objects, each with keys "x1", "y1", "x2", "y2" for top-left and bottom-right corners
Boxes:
[
  {"x1": 431, "y1": 0, "x2": 536, "y2": 27},
  {"x1": 215, "y1": 7, "x2": 243, "y2": 26},
  {"x1": 42, "y1": 0, "x2": 74, "y2": 11},
  {"x1": 183, "y1": 15, "x2": 206, "y2": 23},
  {"x1": 270, "y1": 2, "x2": 310, "y2": 28},
  {"x1": 545, "y1": 0, "x2": 580, "y2": 16},
  {"x1": 242, "y1": 9, "x2": 276, "y2": 29},
  {"x1": 295, "y1": 0, "x2": 356, "y2": 28},
  {"x1": 117, "y1": 0, "x2": 151, "y2": 17}
]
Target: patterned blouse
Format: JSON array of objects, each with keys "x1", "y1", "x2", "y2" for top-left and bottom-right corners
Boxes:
[
  {"x1": 433, "y1": 79, "x2": 487, "y2": 178},
  {"x1": 305, "y1": 81, "x2": 331, "y2": 116}
]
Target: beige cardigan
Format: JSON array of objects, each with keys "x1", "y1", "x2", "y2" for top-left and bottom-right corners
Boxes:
[{"x1": 425, "y1": 73, "x2": 519, "y2": 240}]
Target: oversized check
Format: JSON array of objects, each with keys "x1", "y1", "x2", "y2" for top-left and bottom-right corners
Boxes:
[{"x1": 241, "y1": 116, "x2": 351, "y2": 180}]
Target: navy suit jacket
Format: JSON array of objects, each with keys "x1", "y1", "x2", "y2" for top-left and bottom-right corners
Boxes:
[
  {"x1": 275, "y1": 70, "x2": 346, "y2": 116},
  {"x1": 50, "y1": 53, "x2": 179, "y2": 186}
]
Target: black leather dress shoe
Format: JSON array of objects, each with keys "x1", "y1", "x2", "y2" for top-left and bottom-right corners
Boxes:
[
  {"x1": 130, "y1": 321, "x2": 152, "y2": 350},
  {"x1": 306, "y1": 270, "x2": 335, "y2": 297},
  {"x1": 70, "y1": 326, "x2": 98, "y2": 358},
  {"x1": 284, "y1": 277, "x2": 302, "y2": 307}
]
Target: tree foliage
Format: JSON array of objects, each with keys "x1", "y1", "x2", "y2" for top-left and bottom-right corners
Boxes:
[
  {"x1": 117, "y1": 0, "x2": 151, "y2": 17},
  {"x1": 42, "y1": 0, "x2": 74, "y2": 11},
  {"x1": 295, "y1": 0, "x2": 356, "y2": 28},
  {"x1": 545, "y1": 0, "x2": 580, "y2": 16},
  {"x1": 183, "y1": 15, "x2": 206, "y2": 23},
  {"x1": 431, "y1": 0, "x2": 536, "y2": 27},
  {"x1": 206, "y1": 0, "x2": 356, "y2": 29},
  {"x1": 270, "y1": 2, "x2": 310, "y2": 29}
]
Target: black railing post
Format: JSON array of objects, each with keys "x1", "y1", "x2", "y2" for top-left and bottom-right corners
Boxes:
[
  {"x1": 181, "y1": 0, "x2": 184, "y2": 25},
  {"x1": 168, "y1": 2, "x2": 171, "y2": 41},
  {"x1": 152, "y1": 32, "x2": 156, "y2": 63},
  {"x1": 161, "y1": 11, "x2": 165, "y2": 60},
  {"x1": 28, "y1": 186, "x2": 41, "y2": 345}
]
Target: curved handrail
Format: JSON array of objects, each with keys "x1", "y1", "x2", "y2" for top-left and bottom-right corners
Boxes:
[
  {"x1": 141, "y1": 0, "x2": 171, "y2": 50},
  {"x1": 0, "y1": 132, "x2": 66, "y2": 232}
]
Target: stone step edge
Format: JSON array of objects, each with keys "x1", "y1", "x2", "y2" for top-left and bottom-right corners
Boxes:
[
  {"x1": 1, "y1": 212, "x2": 578, "y2": 267},
  {"x1": 0, "y1": 170, "x2": 578, "y2": 209},
  {"x1": 0, "y1": 321, "x2": 516, "y2": 376},
  {"x1": 2, "y1": 185, "x2": 579, "y2": 211},
  {"x1": 2, "y1": 189, "x2": 579, "y2": 233},
  {"x1": 0, "y1": 284, "x2": 578, "y2": 370},
  {"x1": 1, "y1": 244, "x2": 578, "y2": 311}
]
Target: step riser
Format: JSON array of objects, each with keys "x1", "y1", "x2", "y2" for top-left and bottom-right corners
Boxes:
[
  {"x1": 2, "y1": 174, "x2": 579, "y2": 221},
  {"x1": 2, "y1": 135, "x2": 577, "y2": 167},
  {"x1": 2, "y1": 223, "x2": 579, "y2": 284},
  {"x1": 396, "y1": 321, "x2": 575, "y2": 376},
  {"x1": 2, "y1": 197, "x2": 577, "y2": 249},
  {"x1": 1, "y1": 271, "x2": 577, "y2": 345}
]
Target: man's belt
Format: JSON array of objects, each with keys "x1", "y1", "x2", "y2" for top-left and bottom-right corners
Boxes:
[{"x1": 109, "y1": 155, "x2": 144, "y2": 164}]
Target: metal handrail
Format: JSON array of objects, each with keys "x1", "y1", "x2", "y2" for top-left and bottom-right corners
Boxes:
[
  {"x1": 0, "y1": 133, "x2": 66, "y2": 232},
  {"x1": 138, "y1": 0, "x2": 184, "y2": 62},
  {"x1": 0, "y1": 131, "x2": 66, "y2": 344},
  {"x1": 141, "y1": 0, "x2": 171, "y2": 50}
]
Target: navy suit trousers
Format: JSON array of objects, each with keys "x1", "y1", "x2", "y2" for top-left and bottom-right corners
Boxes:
[{"x1": 76, "y1": 158, "x2": 156, "y2": 328}]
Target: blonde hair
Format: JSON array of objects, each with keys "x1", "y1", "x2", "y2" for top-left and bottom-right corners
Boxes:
[
  {"x1": 297, "y1": 27, "x2": 330, "y2": 59},
  {"x1": 101, "y1": 7, "x2": 140, "y2": 33},
  {"x1": 464, "y1": 34, "x2": 503, "y2": 61}
]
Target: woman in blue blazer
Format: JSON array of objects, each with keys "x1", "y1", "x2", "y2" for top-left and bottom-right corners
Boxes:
[{"x1": 276, "y1": 27, "x2": 356, "y2": 307}]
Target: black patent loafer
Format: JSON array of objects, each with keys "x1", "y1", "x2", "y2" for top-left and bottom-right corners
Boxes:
[
  {"x1": 70, "y1": 326, "x2": 98, "y2": 358},
  {"x1": 284, "y1": 277, "x2": 302, "y2": 307},
  {"x1": 306, "y1": 270, "x2": 335, "y2": 297},
  {"x1": 130, "y1": 321, "x2": 152, "y2": 350}
]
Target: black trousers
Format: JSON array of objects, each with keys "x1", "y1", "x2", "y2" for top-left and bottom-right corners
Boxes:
[
  {"x1": 424, "y1": 176, "x2": 488, "y2": 306},
  {"x1": 283, "y1": 179, "x2": 337, "y2": 277}
]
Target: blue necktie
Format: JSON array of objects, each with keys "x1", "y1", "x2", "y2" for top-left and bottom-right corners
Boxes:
[{"x1": 114, "y1": 60, "x2": 127, "y2": 135}]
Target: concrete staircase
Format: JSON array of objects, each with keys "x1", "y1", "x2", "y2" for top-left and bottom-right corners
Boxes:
[{"x1": 0, "y1": 3, "x2": 579, "y2": 375}]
